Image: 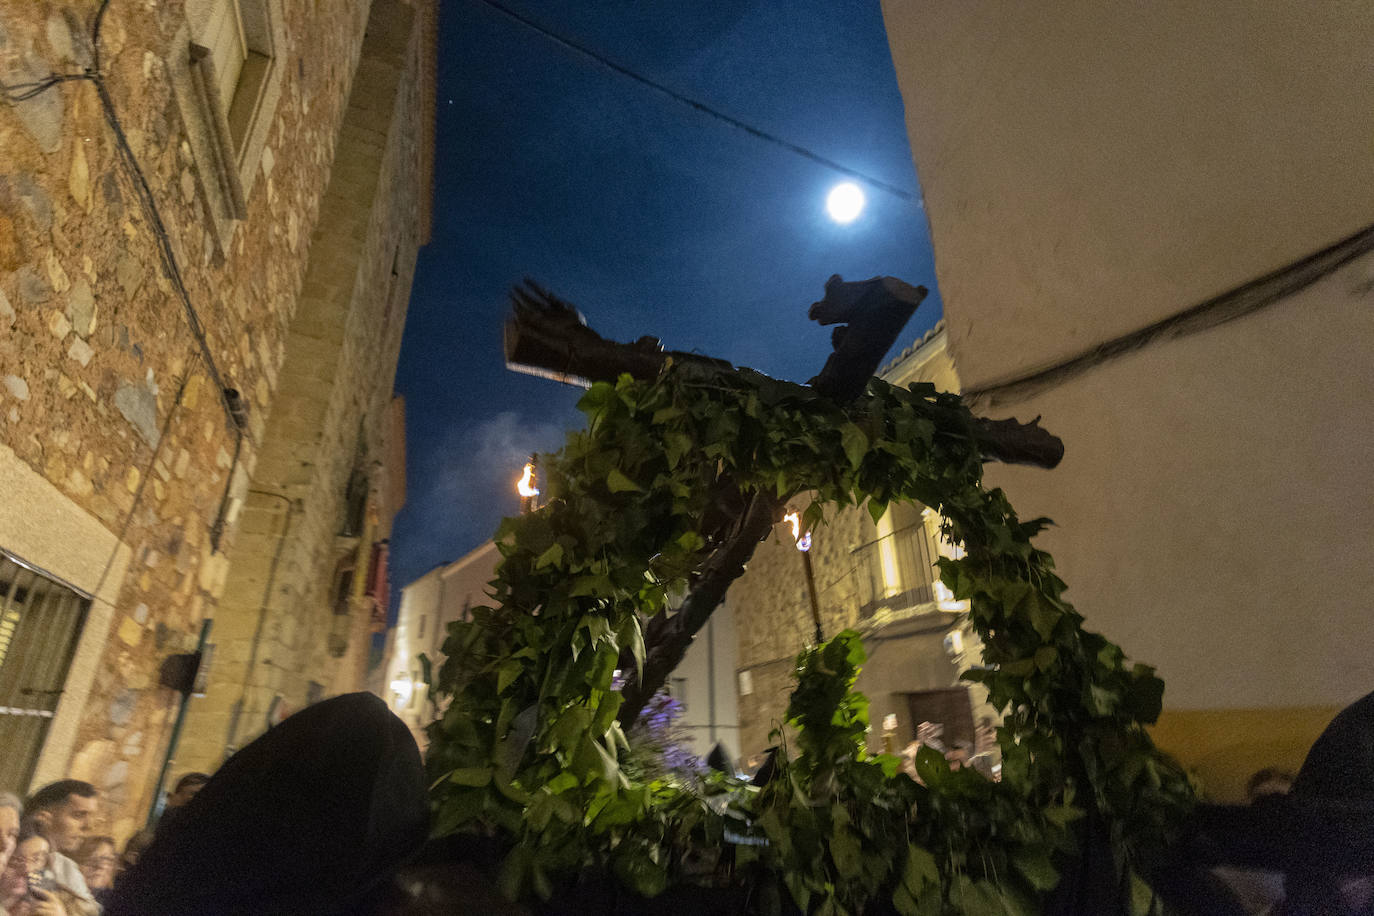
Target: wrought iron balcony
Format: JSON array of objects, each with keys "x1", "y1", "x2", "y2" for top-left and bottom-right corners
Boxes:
[{"x1": 851, "y1": 522, "x2": 943, "y2": 621}]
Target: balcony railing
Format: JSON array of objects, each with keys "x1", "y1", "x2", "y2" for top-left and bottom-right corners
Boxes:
[{"x1": 852, "y1": 522, "x2": 942, "y2": 620}]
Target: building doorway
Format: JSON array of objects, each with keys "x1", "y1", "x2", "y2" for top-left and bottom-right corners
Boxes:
[{"x1": 903, "y1": 686, "x2": 975, "y2": 751}]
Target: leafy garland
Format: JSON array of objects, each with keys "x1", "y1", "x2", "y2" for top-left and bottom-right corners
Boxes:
[{"x1": 425, "y1": 363, "x2": 1194, "y2": 913}]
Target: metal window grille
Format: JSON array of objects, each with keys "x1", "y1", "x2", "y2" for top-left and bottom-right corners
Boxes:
[
  {"x1": 0, "y1": 552, "x2": 91, "y2": 791},
  {"x1": 852, "y1": 522, "x2": 941, "y2": 620}
]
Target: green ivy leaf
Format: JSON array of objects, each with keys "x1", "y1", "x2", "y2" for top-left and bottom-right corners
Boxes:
[
  {"x1": 1011, "y1": 846, "x2": 1059, "y2": 892},
  {"x1": 830, "y1": 824, "x2": 862, "y2": 879},
  {"x1": 902, "y1": 844, "x2": 939, "y2": 895},
  {"x1": 431, "y1": 787, "x2": 485, "y2": 836},
  {"x1": 914, "y1": 744, "x2": 949, "y2": 787},
  {"x1": 614, "y1": 843, "x2": 668, "y2": 898},
  {"x1": 535, "y1": 542, "x2": 564, "y2": 570},
  {"x1": 1026, "y1": 593, "x2": 1061, "y2": 641},
  {"x1": 1043, "y1": 804, "x2": 1084, "y2": 827},
  {"x1": 447, "y1": 767, "x2": 491, "y2": 787},
  {"x1": 1130, "y1": 872, "x2": 1159, "y2": 916},
  {"x1": 841, "y1": 422, "x2": 869, "y2": 468},
  {"x1": 606, "y1": 468, "x2": 642, "y2": 493},
  {"x1": 550, "y1": 705, "x2": 594, "y2": 751},
  {"x1": 497, "y1": 660, "x2": 522, "y2": 694},
  {"x1": 618, "y1": 616, "x2": 646, "y2": 683},
  {"x1": 651, "y1": 406, "x2": 683, "y2": 424},
  {"x1": 955, "y1": 876, "x2": 1008, "y2": 916}
]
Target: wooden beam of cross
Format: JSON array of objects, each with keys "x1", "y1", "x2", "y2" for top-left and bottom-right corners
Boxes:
[{"x1": 502, "y1": 275, "x2": 1064, "y2": 726}]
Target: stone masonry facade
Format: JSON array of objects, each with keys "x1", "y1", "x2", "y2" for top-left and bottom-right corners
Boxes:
[{"x1": 0, "y1": 0, "x2": 433, "y2": 841}]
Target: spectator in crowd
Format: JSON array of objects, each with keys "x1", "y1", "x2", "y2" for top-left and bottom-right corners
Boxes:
[
  {"x1": 164, "y1": 773, "x2": 208, "y2": 811},
  {"x1": 107, "y1": 829, "x2": 153, "y2": 903},
  {"x1": 153, "y1": 773, "x2": 208, "y2": 836},
  {"x1": 1245, "y1": 767, "x2": 1294, "y2": 803},
  {"x1": 1, "y1": 820, "x2": 70, "y2": 916},
  {"x1": 22, "y1": 782, "x2": 97, "y2": 907},
  {"x1": 115, "y1": 830, "x2": 152, "y2": 876},
  {"x1": 0, "y1": 793, "x2": 20, "y2": 876},
  {"x1": 72, "y1": 837, "x2": 117, "y2": 908}
]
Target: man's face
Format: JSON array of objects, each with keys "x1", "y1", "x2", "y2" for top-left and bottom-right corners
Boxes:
[
  {"x1": 40, "y1": 794, "x2": 97, "y2": 854},
  {"x1": 0, "y1": 805, "x2": 18, "y2": 873}
]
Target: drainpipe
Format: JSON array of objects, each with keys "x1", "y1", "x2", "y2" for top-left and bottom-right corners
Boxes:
[
  {"x1": 707, "y1": 615, "x2": 717, "y2": 746},
  {"x1": 224, "y1": 491, "x2": 300, "y2": 758}
]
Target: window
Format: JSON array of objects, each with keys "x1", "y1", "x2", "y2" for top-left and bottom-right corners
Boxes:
[
  {"x1": 170, "y1": 0, "x2": 285, "y2": 247},
  {"x1": 0, "y1": 553, "x2": 91, "y2": 791},
  {"x1": 340, "y1": 468, "x2": 368, "y2": 538},
  {"x1": 417, "y1": 615, "x2": 426, "y2": 640}
]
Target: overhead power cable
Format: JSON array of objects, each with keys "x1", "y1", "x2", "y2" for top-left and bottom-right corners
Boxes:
[
  {"x1": 470, "y1": 0, "x2": 920, "y2": 204},
  {"x1": 2, "y1": 0, "x2": 248, "y2": 550}
]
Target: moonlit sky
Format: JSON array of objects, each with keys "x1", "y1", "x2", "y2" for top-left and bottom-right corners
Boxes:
[{"x1": 387, "y1": 0, "x2": 940, "y2": 620}]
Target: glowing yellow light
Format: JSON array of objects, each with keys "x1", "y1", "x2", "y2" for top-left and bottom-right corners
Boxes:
[
  {"x1": 517, "y1": 462, "x2": 539, "y2": 498},
  {"x1": 876, "y1": 513, "x2": 902, "y2": 598},
  {"x1": 783, "y1": 511, "x2": 811, "y2": 552}
]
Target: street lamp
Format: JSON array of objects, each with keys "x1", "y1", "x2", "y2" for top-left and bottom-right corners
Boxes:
[{"x1": 784, "y1": 510, "x2": 823, "y2": 643}]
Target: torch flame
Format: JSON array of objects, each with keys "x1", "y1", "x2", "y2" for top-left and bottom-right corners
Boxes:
[
  {"x1": 517, "y1": 462, "x2": 540, "y2": 498},
  {"x1": 783, "y1": 511, "x2": 811, "y2": 552}
]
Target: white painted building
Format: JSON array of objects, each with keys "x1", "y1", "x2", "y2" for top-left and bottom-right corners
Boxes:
[
  {"x1": 381, "y1": 541, "x2": 501, "y2": 745},
  {"x1": 382, "y1": 538, "x2": 739, "y2": 761}
]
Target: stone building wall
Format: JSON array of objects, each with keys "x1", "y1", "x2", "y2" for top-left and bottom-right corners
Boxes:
[{"x1": 0, "y1": 0, "x2": 432, "y2": 839}]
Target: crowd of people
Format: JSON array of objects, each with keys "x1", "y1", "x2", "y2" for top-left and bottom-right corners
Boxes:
[{"x1": 0, "y1": 773, "x2": 207, "y2": 916}]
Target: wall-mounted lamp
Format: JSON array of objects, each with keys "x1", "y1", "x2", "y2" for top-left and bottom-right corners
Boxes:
[
  {"x1": 389, "y1": 673, "x2": 413, "y2": 709},
  {"x1": 784, "y1": 510, "x2": 822, "y2": 642}
]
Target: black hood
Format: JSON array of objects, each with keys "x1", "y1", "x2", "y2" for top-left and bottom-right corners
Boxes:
[{"x1": 108, "y1": 691, "x2": 429, "y2": 916}]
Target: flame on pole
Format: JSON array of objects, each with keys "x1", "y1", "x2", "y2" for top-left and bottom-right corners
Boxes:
[
  {"x1": 517, "y1": 455, "x2": 540, "y2": 512},
  {"x1": 784, "y1": 510, "x2": 823, "y2": 643},
  {"x1": 783, "y1": 510, "x2": 812, "y2": 552}
]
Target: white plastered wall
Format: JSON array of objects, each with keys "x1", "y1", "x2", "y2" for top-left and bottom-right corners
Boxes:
[{"x1": 879, "y1": 0, "x2": 1374, "y2": 712}]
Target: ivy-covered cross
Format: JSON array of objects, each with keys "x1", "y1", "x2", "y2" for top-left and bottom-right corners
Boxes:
[
  {"x1": 425, "y1": 276, "x2": 1192, "y2": 915},
  {"x1": 503, "y1": 275, "x2": 1062, "y2": 726}
]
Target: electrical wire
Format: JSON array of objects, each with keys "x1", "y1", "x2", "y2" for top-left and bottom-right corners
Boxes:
[
  {"x1": 963, "y1": 219, "x2": 1374, "y2": 406},
  {"x1": 470, "y1": 0, "x2": 921, "y2": 204},
  {"x1": 1, "y1": 0, "x2": 245, "y2": 436},
  {"x1": 0, "y1": 73, "x2": 92, "y2": 103},
  {"x1": 1, "y1": 0, "x2": 249, "y2": 552}
]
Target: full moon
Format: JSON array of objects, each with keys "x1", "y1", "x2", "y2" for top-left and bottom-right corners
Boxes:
[{"x1": 826, "y1": 182, "x2": 865, "y2": 223}]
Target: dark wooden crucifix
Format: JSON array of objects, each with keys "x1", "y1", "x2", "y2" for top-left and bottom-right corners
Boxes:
[{"x1": 503, "y1": 275, "x2": 1063, "y2": 727}]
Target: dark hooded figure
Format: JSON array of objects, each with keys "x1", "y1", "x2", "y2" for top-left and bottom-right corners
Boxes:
[{"x1": 106, "y1": 691, "x2": 429, "y2": 916}]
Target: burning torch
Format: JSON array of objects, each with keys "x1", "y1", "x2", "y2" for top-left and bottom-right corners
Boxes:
[
  {"x1": 517, "y1": 454, "x2": 540, "y2": 513},
  {"x1": 784, "y1": 510, "x2": 823, "y2": 644}
]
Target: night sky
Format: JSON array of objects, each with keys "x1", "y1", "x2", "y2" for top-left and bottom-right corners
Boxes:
[{"x1": 388, "y1": 0, "x2": 940, "y2": 617}]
